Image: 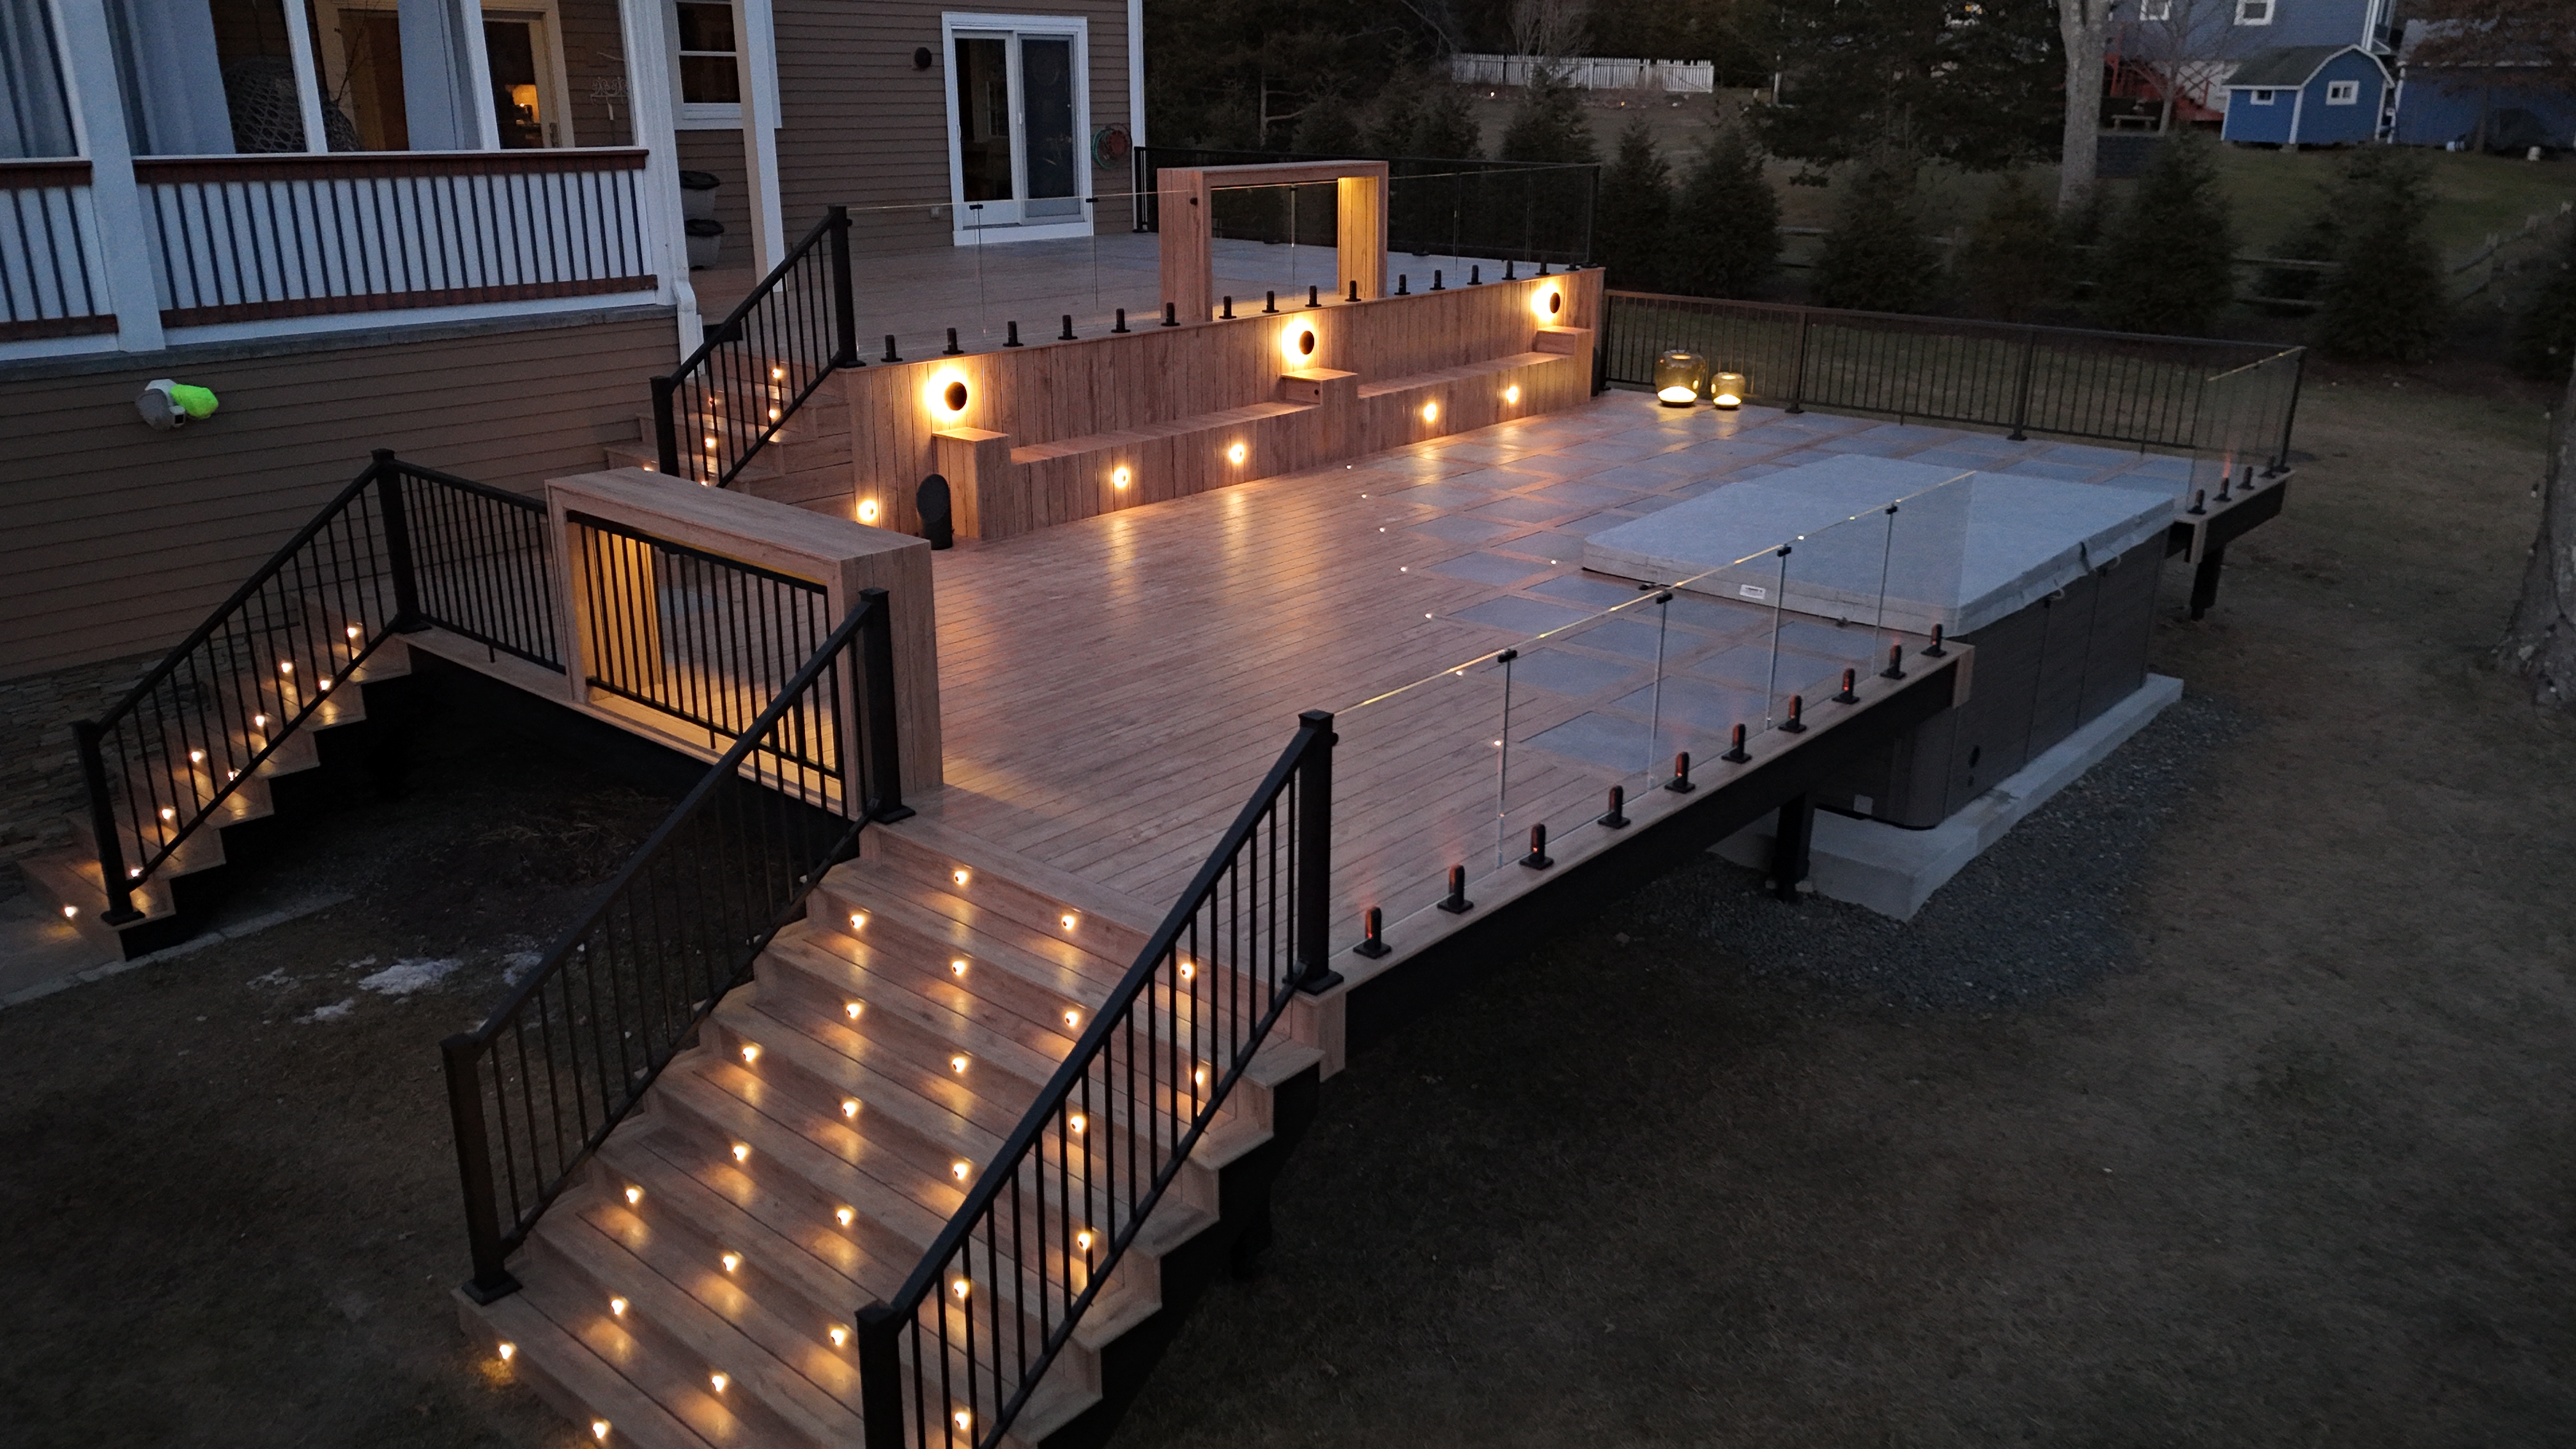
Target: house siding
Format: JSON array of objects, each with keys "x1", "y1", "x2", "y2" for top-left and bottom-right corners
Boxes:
[
  {"x1": 769, "y1": 0, "x2": 1133, "y2": 255},
  {"x1": 0, "y1": 312, "x2": 673, "y2": 679},
  {"x1": 2394, "y1": 69, "x2": 2576, "y2": 150},
  {"x1": 2224, "y1": 49, "x2": 2386, "y2": 144}
]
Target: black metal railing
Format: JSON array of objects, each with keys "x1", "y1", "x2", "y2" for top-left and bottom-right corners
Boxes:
[
  {"x1": 1134, "y1": 148, "x2": 1599, "y2": 270},
  {"x1": 72, "y1": 453, "x2": 560, "y2": 922},
  {"x1": 1601, "y1": 291, "x2": 2305, "y2": 467},
  {"x1": 443, "y1": 593, "x2": 909, "y2": 1298},
  {"x1": 652, "y1": 205, "x2": 859, "y2": 487},
  {"x1": 567, "y1": 511, "x2": 836, "y2": 763},
  {"x1": 856, "y1": 710, "x2": 1340, "y2": 1449}
]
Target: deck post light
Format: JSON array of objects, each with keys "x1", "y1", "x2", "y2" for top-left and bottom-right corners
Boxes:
[
  {"x1": 1114, "y1": 308, "x2": 1129, "y2": 334},
  {"x1": 1653, "y1": 351, "x2": 1709, "y2": 406},
  {"x1": 1221, "y1": 296, "x2": 1234, "y2": 319},
  {"x1": 1676, "y1": 746, "x2": 1705, "y2": 786},
  {"x1": 2188, "y1": 489, "x2": 2207, "y2": 516},
  {"x1": 1598, "y1": 785, "x2": 1629, "y2": 829},
  {"x1": 1003, "y1": 321, "x2": 1022, "y2": 348},
  {"x1": 1722, "y1": 726, "x2": 1749, "y2": 763},
  {"x1": 1439, "y1": 864, "x2": 1473, "y2": 914},
  {"x1": 1307, "y1": 285, "x2": 1320, "y2": 307},
  {"x1": 1924, "y1": 624, "x2": 1947, "y2": 657},
  {"x1": 1782, "y1": 694, "x2": 1807, "y2": 734},
  {"x1": 1710, "y1": 372, "x2": 1746, "y2": 410},
  {"x1": 1505, "y1": 259, "x2": 1516, "y2": 280},
  {"x1": 1470, "y1": 264, "x2": 1482, "y2": 284},
  {"x1": 1432, "y1": 269, "x2": 1444, "y2": 291},
  {"x1": 883, "y1": 334, "x2": 901, "y2": 362},
  {"x1": 1521, "y1": 824, "x2": 1552, "y2": 870},
  {"x1": 1060, "y1": 314, "x2": 1075, "y2": 340},
  {"x1": 943, "y1": 328, "x2": 962, "y2": 356},
  {"x1": 1265, "y1": 289, "x2": 1278, "y2": 313},
  {"x1": 1161, "y1": 302, "x2": 1178, "y2": 326},
  {"x1": 1396, "y1": 273, "x2": 1409, "y2": 295},
  {"x1": 1834, "y1": 668, "x2": 1859, "y2": 704},
  {"x1": 1347, "y1": 280, "x2": 1360, "y2": 302},
  {"x1": 1880, "y1": 644, "x2": 1906, "y2": 681},
  {"x1": 1354, "y1": 906, "x2": 1390, "y2": 958}
]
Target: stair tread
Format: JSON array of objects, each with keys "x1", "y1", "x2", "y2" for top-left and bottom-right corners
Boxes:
[{"x1": 464, "y1": 1287, "x2": 719, "y2": 1449}]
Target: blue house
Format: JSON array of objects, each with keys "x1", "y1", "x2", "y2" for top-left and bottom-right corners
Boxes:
[
  {"x1": 2390, "y1": 24, "x2": 2576, "y2": 153},
  {"x1": 2108, "y1": 0, "x2": 2393, "y2": 130},
  {"x1": 2221, "y1": 45, "x2": 2392, "y2": 146}
]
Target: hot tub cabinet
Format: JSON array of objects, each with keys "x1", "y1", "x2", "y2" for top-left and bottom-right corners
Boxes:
[{"x1": 1584, "y1": 455, "x2": 2179, "y2": 831}]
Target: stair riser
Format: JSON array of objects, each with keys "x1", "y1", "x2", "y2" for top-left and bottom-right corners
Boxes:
[
  {"x1": 704, "y1": 1011, "x2": 1014, "y2": 1193},
  {"x1": 768, "y1": 932, "x2": 1085, "y2": 1073},
  {"x1": 748, "y1": 953, "x2": 1062, "y2": 1118},
  {"x1": 861, "y1": 834, "x2": 1154, "y2": 965}
]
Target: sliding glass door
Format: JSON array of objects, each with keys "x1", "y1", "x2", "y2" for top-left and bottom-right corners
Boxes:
[{"x1": 945, "y1": 16, "x2": 1085, "y2": 236}]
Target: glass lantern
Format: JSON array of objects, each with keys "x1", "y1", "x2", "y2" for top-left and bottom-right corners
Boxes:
[
  {"x1": 1710, "y1": 371, "x2": 1746, "y2": 410},
  {"x1": 1653, "y1": 350, "x2": 1709, "y2": 407}
]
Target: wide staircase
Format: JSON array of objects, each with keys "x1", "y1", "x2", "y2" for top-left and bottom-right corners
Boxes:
[
  {"x1": 458, "y1": 820, "x2": 1322, "y2": 1448},
  {"x1": 608, "y1": 381, "x2": 856, "y2": 518}
]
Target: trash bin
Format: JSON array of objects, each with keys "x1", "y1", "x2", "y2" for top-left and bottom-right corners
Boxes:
[
  {"x1": 678, "y1": 169, "x2": 720, "y2": 222},
  {"x1": 686, "y1": 217, "x2": 724, "y2": 269}
]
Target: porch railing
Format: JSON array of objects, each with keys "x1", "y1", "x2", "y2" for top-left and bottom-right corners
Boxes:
[
  {"x1": 72, "y1": 452, "x2": 562, "y2": 923},
  {"x1": 133, "y1": 148, "x2": 656, "y2": 328},
  {"x1": 1600, "y1": 291, "x2": 2304, "y2": 468},
  {"x1": 857, "y1": 711, "x2": 1339, "y2": 1449},
  {"x1": 444, "y1": 592, "x2": 909, "y2": 1298},
  {"x1": 1, "y1": 158, "x2": 111, "y2": 339},
  {"x1": 650, "y1": 204, "x2": 858, "y2": 486}
]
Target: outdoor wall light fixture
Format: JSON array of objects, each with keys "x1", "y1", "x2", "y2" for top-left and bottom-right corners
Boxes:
[
  {"x1": 1653, "y1": 350, "x2": 1708, "y2": 406},
  {"x1": 1422, "y1": 401, "x2": 1440, "y2": 423},
  {"x1": 1504, "y1": 384, "x2": 1521, "y2": 404},
  {"x1": 1280, "y1": 323, "x2": 1317, "y2": 364},
  {"x1": 1711, "y1": 372, "x2": 1746, "y2": 410},
  {"x1": 855, "y1": 498, "x2": 881, "y2": 525},
  {"x1": 1227, "y1": 441, "x2": 1247, "y2": 464},
  {"x1": 1112, "y1": 466, "x2": 1132, "y2": 489},
  {"x1": 924, "y1": 367, "x2": 972, "y2": 420},
  {"x1": 1530, "y1": 283, "x2": 1563, "y2": 321}
]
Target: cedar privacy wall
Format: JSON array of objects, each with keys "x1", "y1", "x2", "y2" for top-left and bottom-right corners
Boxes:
[{"x1": 0, "y1": 311, "x2": 673, "y2": 681}]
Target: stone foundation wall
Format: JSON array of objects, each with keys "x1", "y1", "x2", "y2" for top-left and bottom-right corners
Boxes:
[{"x1": 1, "y1": 652, "x2": 157, "y2": 879}]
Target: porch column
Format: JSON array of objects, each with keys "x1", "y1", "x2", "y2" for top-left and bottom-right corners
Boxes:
[
  {"x1": 733, "y1": 0, "x2": 783, "y2": 269},
  {"x1": 49, "y1": 0, "x2": 164, "y2": 351},
  {"x1": 397, "y1": 0, "x2": 500, "y2": 151},
  {"x1": 618, "y1": 0, "x2": 702, "y2": 355}
]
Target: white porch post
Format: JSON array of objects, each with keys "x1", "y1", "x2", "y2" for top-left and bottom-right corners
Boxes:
[
  {"x1": 50, "y1": 0, "x2": 164, "y2": 352},
  {"x1": 734, "y1": 0, "x2": 783, "y2": 270},
  {"x1": 283, "y1": 0, "x2": 330, "y2": 151},
  {"x1": 399, "y1": 0, "x2": 499, "y2": 150},
  {"x1": 620, "y1": 0, "x2": 702, "y2": 355}
]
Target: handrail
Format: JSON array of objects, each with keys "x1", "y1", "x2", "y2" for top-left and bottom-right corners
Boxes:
[
  {"x1": 651, "y1": 204, "x2": 859, "y2": 486},
  {"x1": 73, "y1": 453, "x2": 560, "y2": 922},
  {"x1": 443, "y1": 589, "x2": 908, "y2": 1298},
  {"x1": 856, "y1": 710, "x2": 1338, "y2": 1449}
]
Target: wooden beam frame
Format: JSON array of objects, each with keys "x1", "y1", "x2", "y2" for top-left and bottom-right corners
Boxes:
[{"x1": 1156, "y1": 160, "x2": 1390, "y2": 324}]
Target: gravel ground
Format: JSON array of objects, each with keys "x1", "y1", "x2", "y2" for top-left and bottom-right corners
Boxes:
[{"x1": 1651, "y1": 691, "x2": 2253, "y2": 1010}]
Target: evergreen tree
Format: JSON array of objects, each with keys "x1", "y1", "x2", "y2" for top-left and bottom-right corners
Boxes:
[
  {"x1": 1291, "y1": 93, "x2": 1363, "y2": 155},
  {"x1": 1956, "y1": 171, "x2": 2065, "y2": 321},
  {"x1": 2511, "y1": 220, "x2": 2576, "y2": 381},
  {"x1": 1499, "y1": 81, "x2": 1597, "y2": 165},
  {"x1": 1666, "y1": 126, "x2": 1782, "y2": 300},
  {"x1": 1811, "y1": 157, "x2": 1935, "y2": 314},
  {"x1": 1595, "y1": 118, "x2": 1675, "y2": 291},
  {"x1": 1404, "y1": 86, "x2": 1483, "y2": 159},
  {"x1": 2090, "y1": 135, "x2": 2235, "y2": 335},
  {"x1": 2311, "y1": 151, "x2": 2446, "y2": 364}
]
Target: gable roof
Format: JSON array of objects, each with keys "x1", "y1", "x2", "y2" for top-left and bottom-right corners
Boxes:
[{"x1": 2227, "y1": 44, "x2": 2383, "y2": 89}]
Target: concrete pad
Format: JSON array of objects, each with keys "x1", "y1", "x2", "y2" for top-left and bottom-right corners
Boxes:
[{"x1": 1711, "y1": 674, "x2": 2185, "y2": 919}]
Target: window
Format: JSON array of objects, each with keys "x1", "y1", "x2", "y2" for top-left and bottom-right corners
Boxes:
[
  {"x1": 2325, "y1": 79, "x2": 2360, "y2": 104},
  {"x1": 2235, "y1": 0, "x2": 2272, "y2": 23},
  {"x1": 2248, "y1": 88, "x2": 2276, "y2": 103},
  {"x1": 2133, "y1": 0, "x2": 2172, "y2": 20},
  {"x1": 674, "y1": 1, "x2": 738, "y2": 105}
]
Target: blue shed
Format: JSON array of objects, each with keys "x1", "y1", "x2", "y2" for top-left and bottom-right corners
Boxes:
[{"x1": 2222, "y1": 45, "x2": 2390, "y2": 146}]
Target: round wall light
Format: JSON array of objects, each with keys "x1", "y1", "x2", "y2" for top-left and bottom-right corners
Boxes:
[
  {"x1": 1111, "y1": 466, "x2": 1132, "y2": 489},
  {"x1": 1226, "y1": 441, "x2": 1247, "y2": 465},
  {"x1": 1529, "y1": 284, "x2": 1563, "y2": 321},
  {"x1": 1503, "y1": 384, "x2": 1522, "y2": 404},
  {"x1": 1421, "y1": 401, "x2": 1439, "y2": 424},
  {"x1": 924, "y1": 367, "x2": 972, "y2": 420},
  {"x1": 913, "y1": 45, "x2": 933, "y2": 69},
  {"x1": 1280, "y1": 323, "x2": 1318, "y2": 365},
  {"x1": 857, "y1": 498, "x2": 882, "y2": 524}
]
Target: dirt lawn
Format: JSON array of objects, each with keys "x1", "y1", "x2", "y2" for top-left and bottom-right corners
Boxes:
[{"x1": 1, "y1": 372, "x2": 2570, "y2": 1446}]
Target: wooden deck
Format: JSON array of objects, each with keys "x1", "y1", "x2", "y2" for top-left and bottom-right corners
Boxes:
[{"x1": 917, "y1": 393, "x2": 1871, "y2": 933}]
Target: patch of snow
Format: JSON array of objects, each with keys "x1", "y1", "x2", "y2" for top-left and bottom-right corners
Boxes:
[
  {"x1": 339, "y1": 955, "x2": 380, "y2": 972},
  {"x1": 302, "y1": 998, "x2": 356, "y2": 1023},
  {"x1": 357, "y1": 957, "x2": 463, "y2": 996},
  {"x1": 498, "y1": 949, "x2": 544, "y2": 985},
  {"x1": 245, "y1": 969, "x2": 295, "y2": 989}
]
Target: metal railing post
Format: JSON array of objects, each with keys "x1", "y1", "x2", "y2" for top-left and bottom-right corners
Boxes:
[
  {"x1": 857, "y1": 588, "x2": 912, "y2": 823},
  {"x1": 441, "y1": 1032, "x2": 522, "y2": 1303},
  {"x1": 1292, "y1": 708, "x2": 1341, "y2": 995},
  {"x1": 650, "y1": 374, "x2": 682, "y2": 477},
  {"x1": 827, "y1": 206, "x2": 859, "y2": 369},
  {"x1": 73, "y1": 719, "x2": 139, "y2": 924},
  {"x1": 855, "y1": 1301, "x2": 907, "y2": 1449},
  {"x1": 2269, "y1": 348, "x2": 2305, "y2": 475},
  {"x1": 1785, "y1": 309, "x2": 1811, "y2": 415},
  {"x1": 372, "y1": 450, "x2": 427, "y2": 632},
  {"x1": 2007, "y1": 328, "x2": 2039, "y2": 441}
]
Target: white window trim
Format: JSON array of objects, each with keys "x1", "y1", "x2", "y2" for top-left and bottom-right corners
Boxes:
[
  {"x1": 2234, "y1": 0, "x2": 2273, "y2": 24},
  {"x1": 940, "y1": 12, "x2": 1094, "y2": 245},
  {"x1": 2248, "y1": 88, "x2": 2277, "y2": 103},
  {"x1": 2324, "y1": 79, "x2": 2360, "y2": 104},
  {"x1": 669, "y1": 0, "x2": 780, "y2": 130},
  {"x1": 2134, "y1": 0, "x2": 2172, "y2": 21}
]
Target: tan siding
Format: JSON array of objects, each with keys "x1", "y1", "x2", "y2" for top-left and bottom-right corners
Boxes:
[
  {"x1": 769, "y1": 0, "x2": 1133, "y2": 253},
  {"x1": 0, "y1": 314, "x2": 675, "y2": 679}
]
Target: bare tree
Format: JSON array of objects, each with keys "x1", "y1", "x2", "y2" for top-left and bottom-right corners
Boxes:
[
  {"x1": 2119, "y1": 0, "x2": 2247, "y2": 133},
  {"x1": 2057, "y1": 0, "x2": 2115, "y2": 210},
  {"x1": 1510, "y1": 0, "x2": 1591, "y2": 85}
]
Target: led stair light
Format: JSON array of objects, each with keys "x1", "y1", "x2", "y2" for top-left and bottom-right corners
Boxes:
[
  {"x1": 845, "y1": 1001, "x2": 864, "y2": 1020},
  {"x1": 496, "y1": 1342, "x2": 515, "y2": 1361},
  {"x1": 731, "y1": 1142, "x2": 751, "y2": 1163},
  {"x1": 345, "y1": 625, "x2": 360, "y2": 640},
  {"x1": 1066, "y1": 1113, "x2": 1086, "y2": 1133},
  {"x1": 277, "y1": 661, "x2": 292, "y2": 676},
  {"x1": 159, "y1": 808, "x2": 174, "y2": 822},
  {"x1": 1063, "y1": 1008, "x2": 1080, "y2": 1029},
  {"x1": 950, "y1": 958, "x2": 968, "y2": 976},
  {"x1": 1075, "y1": 1229, "x2": 1094, "y2": 1251},
  {"x1": 841, "y1": 1098, "x2": 861, "y2": 1119},
  {"x1": 739, "y1": 1042, "x2": 760, "y2": 1064},
  {"x1": 624, "y1": 1186, "x2": 642, "y2": 1206},
  {"x1": 1059, "y1": 912, "x2": 1077, "y2": 931},
  {"x1": 188, "y1": 749, "x2": 204, "y2": 763},
  {"x1": 61, "y1": 905, "x2": 75, "y2": 919},
  {"x1": 609, "y1": 1296, "x2": 628, "y2": 1316},
  {"x1": 848, "y1": 911, "x2": 868, "y2": 930},
  {"x1": 721, "y1": 1252, "x2": 742, "y2": 1272},
  {"x1": 709, "y1": 1372, "x2": 728, "y2": 1393},
  {"x1": 829, "y1": 1326, "x2": 850, "y2": 1347},
  {"x1": 950, "y1": 1054, "x2": 968, "y2": 1073},
  {"x1": 836, "y1": 1206, "x2": 855, "y2": 1227},
  {"x1": 954, "y1": 1411, "x2": 972, "y2": 1433},
  {"x1": 951, "y1": 868, "x2": 970, "y2": 886},
  {"x1": 951, "y1": 1278, "x2": 970, "y2": 1300},
  {"x1": 592, "y1": 1420, "x2": 610, "y2": 1441},
  {"x1": 951, "y1": 1160, "x2": 972, "y2": 1181}
]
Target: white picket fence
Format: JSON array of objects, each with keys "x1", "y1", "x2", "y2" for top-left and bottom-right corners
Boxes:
[{"x1": 1449, "y1": 54, "x2": 1716, "y2": 94}]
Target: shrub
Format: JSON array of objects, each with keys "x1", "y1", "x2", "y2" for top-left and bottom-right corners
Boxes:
[
  {"x1": 2511, "y1": 221, "x2": 2576, "y2": 381},
  {"x1": 1956, "y1": 172, "x2": 2065, "y2": 321},
  {"x1": 2090, "y1": 135, "x2": 2236, "y2": 336},
  {"x1": 2311, "y1": 151, "x2": 2446, "y2": 363},
  {"x1": 1811, "y1": 156, "x2": 1935, "y2": 314},
  {"x1": 1595, "y1": 118, "x2": 1675, "y2": 291},
  {"x1": 1291, "y1": 94, "x2": 1362, "y2": 155},
  {"x1": 1665, "y1": 126, "x2": 1782, "y2": 300}
]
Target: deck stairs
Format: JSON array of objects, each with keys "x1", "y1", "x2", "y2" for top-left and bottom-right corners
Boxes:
[
  {"x1": 457, "y1": 818, "x2": 1323, "y2": 1449},
  {"x1": 19, "y1": 640, "x2": 419, "y2": 960},
  {"x1": 606, "y1": 369, "x2": 857, "y2": 518}
]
